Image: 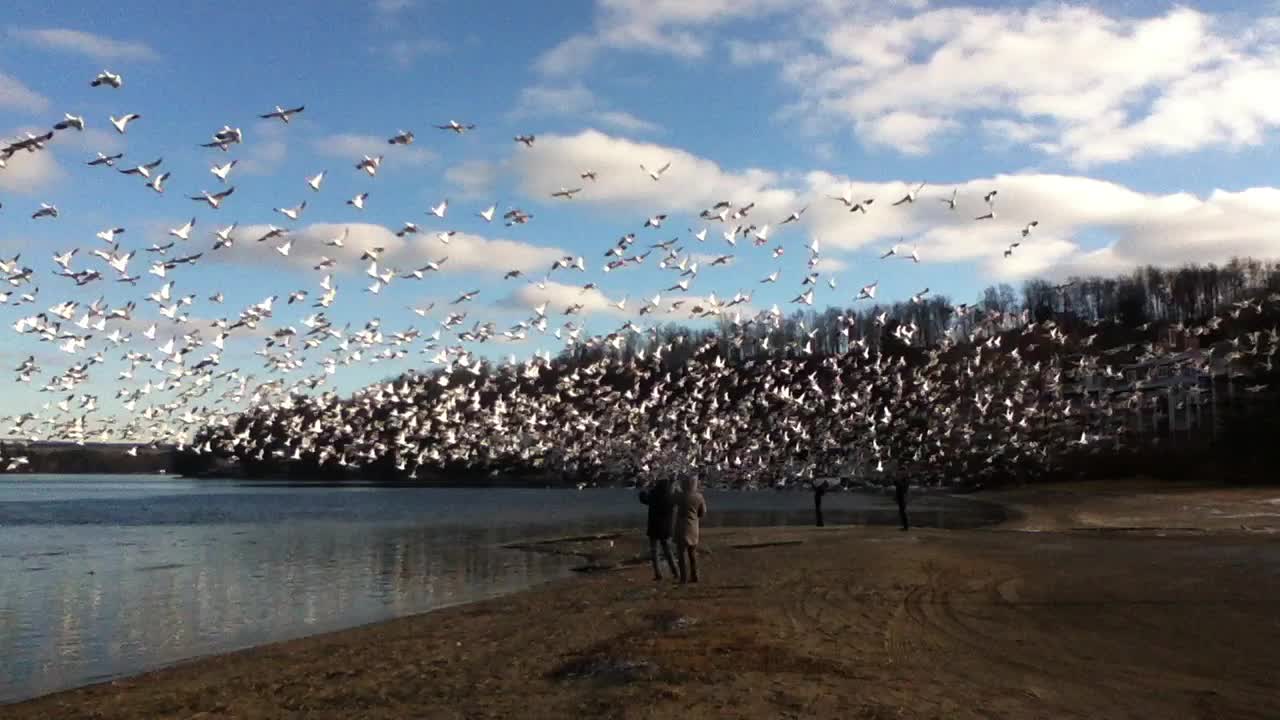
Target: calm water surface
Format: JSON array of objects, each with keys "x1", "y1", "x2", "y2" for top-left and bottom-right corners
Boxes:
[{"x1": 0, "y1": 474, "x2": 1002, "y2": 703}]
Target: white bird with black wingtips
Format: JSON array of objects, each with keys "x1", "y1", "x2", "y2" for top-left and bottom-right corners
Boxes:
[{"x1": 109, "y1": 113, "x2": 141, "y2": 134}]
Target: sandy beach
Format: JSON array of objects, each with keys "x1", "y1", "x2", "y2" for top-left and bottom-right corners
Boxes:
[{"x1": 9, "y1": 481, "x2": 1280, "y2": 719}]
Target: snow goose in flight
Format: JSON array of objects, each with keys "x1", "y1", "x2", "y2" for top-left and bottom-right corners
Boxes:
[
  {"x1": 306, "y1": 171, "x2": 326, "y2": 192},
  {"x1": 355, "y1": 155, "x2": 382, "y2": 176},
  {"x1": 436, "y1": 121, "x2": 476, "y2": 134},
  {"x1": 168, "y1": 218, "x2": 196, "y2": 241},
  {"x1": 387, "y1": 130, "x2": 415, "y2": 145},
  {"x1": 119, "y1": 157, "x2": 163, "y2": 178},
  {"x1": 551, "y1": 187, "x2": 582, "y2": 199},
  {"x1": 274, "y1": 201, "x2": 307, "y2": 221},
  {"x1": 891, "y1": 182, "x2": 926, "y2": 206},
  {"x1": 503, "y1": 208, "x2": 532, "y2": 225},
  {"x1": 780, "y1": 206, "x2": 807, "y2": 224},
  {"x1": 90, "y1": 70, "x2": 123, "y2": 88},
  {"x1": 477, "y1": 204, "x2": 496, "y2": 222},
  {"x1": 260, "y1": 105, "x2": 305, "y2": 123},
  {"x1": 856, "y1": 281, "x2": 878, "y2": 300},
  {"x1": 190, "y1": 187, "x2": 235, "y2": 209},
  {"x1": 324, "y1": 227, "x2": 348, "y2": 247},
  {"x1": 395, "y1": 222, "x2": 420, "y2": 237},
  {"x1": 514, "y1": 134, "x2": 535, "y2": 146},
  {"x1": 347, "y1": 192, "x2": 369, "y2": 210},
  {"x1": 428, "y1": 199, "x2": 448, "y2": 218},
  {"x1": 256, "y1": 225, "x2": 287, "y2": 243},
  {"x1": 96, "y1": 227, "x2": 125, "y2": 244},
  {"x1": 53, "y1": 113, "x2": 86, "y2": 131},
  {"x1": 850, "y1": 198, "x2": 874, "y2": 214},
  {"x1": 109, "y1": 113, "x2": 141, "y2": 134},
  {"x1": 828, "y1": 184, "x2": 855, "y2": 207},
  {"x1": 791, "y1": 288, "x2": 815, "y2": 305},
  {"x1": 32, "y1": 203, "x2": 58, "y2": 219},
  {"x1": 1020, "y1": 220, "x2": 1039, "y2": 238},
  {"x1": 580, "y1": 170, "x2": 598, "y2": 181},
  {"x1": 213, "y1": 224, "x2": 237, "y2": 250},
  {"x1": 940, "y1": 188, "x2": 958, "y2": 210},
  {"x1": 210, "y1": 160, "x2": 237, "y2": 183},
  {"x1": 452, "y1": 289, "x2": 481, "y2": 304},
  {"x1": 643, "y1": 214, "x2": 667, "y2": 229},
  {"x1": 87, "y1": 152, "x2": 124, "y2": 167},
  {"x1": 201, "y1": 126, "x2": 243, "y2": 150},
  {"x1": 640, "y1": 161, "x2": 671, "y2": 181},
  {"x1": 975, "y1": 195, "x2": 997, "y2": 221}
]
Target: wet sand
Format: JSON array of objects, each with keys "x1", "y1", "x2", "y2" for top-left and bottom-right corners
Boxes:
[{"x1": 9, "y1": 481, "x2": 1280, "y2": 719}]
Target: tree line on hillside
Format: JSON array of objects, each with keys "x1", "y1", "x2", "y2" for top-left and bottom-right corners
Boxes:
[{"x1": 179, "y1": 259, "x2": 1280, "y2": 487}]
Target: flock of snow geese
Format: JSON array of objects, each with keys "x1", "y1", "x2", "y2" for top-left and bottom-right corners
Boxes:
[{"x1": 0, "y1": 68, "x2": 1276, "y2": 484}]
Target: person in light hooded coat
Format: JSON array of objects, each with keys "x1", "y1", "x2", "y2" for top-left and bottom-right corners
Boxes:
[{"x1": 672, "y1": 473, "x2": 707, "y2": 583}]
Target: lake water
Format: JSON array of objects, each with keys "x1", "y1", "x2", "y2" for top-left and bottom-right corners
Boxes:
[{"x1": 0, "y1": 474, "x2": 1003, "y2": 703}]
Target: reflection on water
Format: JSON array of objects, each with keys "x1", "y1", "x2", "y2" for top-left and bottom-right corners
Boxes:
[{"x1": 0, "y1": 475, "x2": 1002, "y2": 703}]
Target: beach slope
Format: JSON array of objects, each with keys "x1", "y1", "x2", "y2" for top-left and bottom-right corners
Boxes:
[{"x1": 10, "y1": 484, "x2": 1280, "y2": 719}]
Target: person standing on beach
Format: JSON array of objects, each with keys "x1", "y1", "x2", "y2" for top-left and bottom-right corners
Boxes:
[
  {"x1": 893, "y1": 475, "x2": 910, "y2": 531},
  {"x1": 673, "y1": 473, "x2": 707, "y2": 583},
  {"x1": 639, "y1": 475, "x2": 678, "y2": 580}
]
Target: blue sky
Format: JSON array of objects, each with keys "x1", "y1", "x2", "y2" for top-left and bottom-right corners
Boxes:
[{"x1": 2, "y1": 0, "x2": 1280, "y2": 436}]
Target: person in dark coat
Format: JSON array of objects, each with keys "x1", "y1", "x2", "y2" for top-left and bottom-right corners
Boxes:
[
  {"x1": 673, "y1": 474, "x2": 707, "y2": 583},
  {"x1": 893, "y1": 476, "x2": 910, "y2": 531},
  {"x1": 639, "y1": 476, "x2": 678, "y2": 580}
]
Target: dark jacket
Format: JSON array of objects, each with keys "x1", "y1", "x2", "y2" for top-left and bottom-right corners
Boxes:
[{"x1": 639, "y1": 478, "x2": 676, "y2": 539}]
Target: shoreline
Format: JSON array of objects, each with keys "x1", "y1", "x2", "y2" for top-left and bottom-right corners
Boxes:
[{"x1": 8, "y1": 480, "x2": 1280, "y2": 718}]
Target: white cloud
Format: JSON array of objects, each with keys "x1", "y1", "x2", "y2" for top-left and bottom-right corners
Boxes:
[
  {"x1": 207, "y1": 223, "x2": 566, "y2": 277},
  {"x1": 812, "y1": 257, "x2": 847, "y2": 273},
  {"x1": 509, "y1": 129, "x2": 798, "y2": 217},
  {"x1": 53, "y1": 127, "x2": 125, "y2": 156},
  {"x1": 385, "y1": 38, "x2": 446, "y2": 67},
  {"x1": 503, "y1": 279, "x2": 629, "y2": 319},
  {"x1": 0, "y1": 130, "x2": 63, "y2": 193},
  {"x1": 858, "y1": 111, "x2": 955, "y2": 156},
  {"x1": 514, "y1": 83, "x2": 596, "y2": 116},
  {"x1": 593, "y1": 110, "x2": 662, "y2": 134},
  {"x1": 11, "y1": 28, "x2": 157, "y2": 61},
  {"x1": 536, "y1": 0, "x2": 794, "y2": 75},
  {"x1": 238, "y1": 139, "x2": 287, "y2": 176},
  {"x1": 501, "y1": 278, "x2": 737, "y2": 323},
  {"x1": 769, "y1": 6, "x2": 1280, "y2": 165},
  {"x1": 548, "y1": 4, "x2": 1280, "y2": 165},
  {"x1": 513, "y1": 129, "x2": 1280, "y2": 283},
  {"x1": 800, "y1": 172, "x2": 1280, "y2": 280},
  {"x1": 313, "y1": 133, "x2": 436, "y2": 168},
  {"x1": 512, "y1": 82, "x2": 662, "y2": 134},
  {"x1": 374, "y1": 0, "x2": 413, "y2": 13},
  {"x1": 444, "y1": 160, "x2": 503, "y2": 198},
  {"x1": 726, "y1": 38, "x2": 793, "y2": 66},
  {"x1": 0, "y1": 72, "x2": 50, "y2": 113},
  {"x1": 238, "y1": 122, "x2": 288, "y2": 176}
]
